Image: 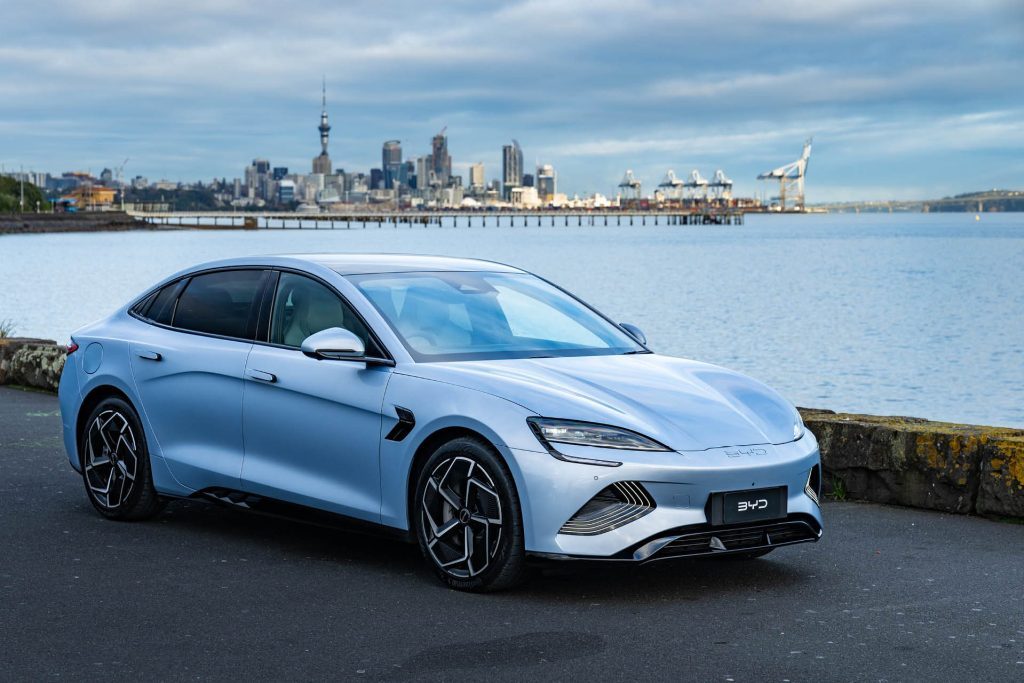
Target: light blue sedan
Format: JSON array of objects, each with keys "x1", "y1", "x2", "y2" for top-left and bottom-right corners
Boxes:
[{"x1": 58, "y1": 254, "x2": 823, "y2": 591}]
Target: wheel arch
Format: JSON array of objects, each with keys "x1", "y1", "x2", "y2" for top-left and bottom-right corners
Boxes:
[
  {"x1": 405, "y1": 425, "x2": 519, "y2": 534},
  {"x1": 75, "y1": 384, "x2": 136, "y2": 468}
]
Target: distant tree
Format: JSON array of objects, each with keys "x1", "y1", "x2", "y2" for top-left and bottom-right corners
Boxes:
[{"x1": 0, "y1": 177, "x2": 50, "y2": 213}]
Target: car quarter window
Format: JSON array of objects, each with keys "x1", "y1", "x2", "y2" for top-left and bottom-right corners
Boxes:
[
  {"x1": 172, "y1": 270, "x2": 264, "y2": 340},
  {"x1": 269, "y1": 272, "x2": 375, "y2": 352},
  {"x1": 142, "y1": 280, "x2": 182, "y2": 326}
]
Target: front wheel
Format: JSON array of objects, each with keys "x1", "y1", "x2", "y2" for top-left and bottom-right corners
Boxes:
[
  {"x1": 80, "y1": 397, "x2": 164, "y2": 520},
  {"x1": 414, "y1": 437, "x2": 526, "y2": 592}
]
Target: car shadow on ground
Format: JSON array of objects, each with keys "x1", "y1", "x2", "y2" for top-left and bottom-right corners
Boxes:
[{"x1": 140, "y1": 497, "x2": 813, "y2": 602}]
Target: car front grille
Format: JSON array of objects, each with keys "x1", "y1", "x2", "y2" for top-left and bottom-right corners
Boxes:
[{"x1": 630, "y1": 516, "x2": 820, "y2": 561}]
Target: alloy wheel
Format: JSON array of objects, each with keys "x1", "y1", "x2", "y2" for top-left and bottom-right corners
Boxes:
[
  {"x1": 420, "y1": 455, "x2": 504, "y2": 578},
  {"x1": 84, "y1": 410, "x2": 139, "y2": 510}
]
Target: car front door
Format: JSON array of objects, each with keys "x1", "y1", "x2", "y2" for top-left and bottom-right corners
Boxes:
[
  {"x1": 129, "y1": 268, "x2": 268, "y2": 491},
  {"x1": 240, "y1": 271, "x2": 392, "y2": 523}
]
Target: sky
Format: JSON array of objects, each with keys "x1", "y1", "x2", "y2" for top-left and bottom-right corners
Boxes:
[{"x1": 1, "y1": 0, "x2": 1022, "y2": 201}]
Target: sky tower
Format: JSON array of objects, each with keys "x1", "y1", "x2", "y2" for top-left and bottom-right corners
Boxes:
[{"x1": 312, "y1": 78, "x2": 332, "y2": 175}]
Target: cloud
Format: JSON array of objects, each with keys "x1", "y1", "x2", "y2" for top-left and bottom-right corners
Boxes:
[{"x1": 0, "y1": 0, "x2": 1021, "y2": 200}]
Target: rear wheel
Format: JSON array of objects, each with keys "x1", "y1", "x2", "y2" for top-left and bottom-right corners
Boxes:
[
  {"x1": 80, "y1": 397, "x2": 163, "y2": 520},
  {"x1": 414, "y1": 437, "x2": 526, "y2": 592}
]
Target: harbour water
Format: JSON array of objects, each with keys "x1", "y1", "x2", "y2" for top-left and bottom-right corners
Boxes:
[{"x1": 2, "y1": 212, "x2": 1022, "y2": 427}]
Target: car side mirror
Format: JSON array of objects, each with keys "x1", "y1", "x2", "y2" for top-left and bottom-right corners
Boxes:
[
  {"x1": 300, "y1": 327, "x2": 366, "y2": 361},
  {"x1": 619, "y1": 323, "x2": 647, "y2": 346}
]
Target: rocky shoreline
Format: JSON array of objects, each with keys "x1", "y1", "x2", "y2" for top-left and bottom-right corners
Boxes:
[
  {"x1": 2, "y1": 337, "x2": 1022, "y2": 520},
  {"x1": 0, "y1": 212, "x2": 177, "y2": 234}
]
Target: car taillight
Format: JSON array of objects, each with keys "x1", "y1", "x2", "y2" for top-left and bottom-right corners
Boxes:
[{"x1": 66, "y1": 340, "x2": 79, "y2": 354}]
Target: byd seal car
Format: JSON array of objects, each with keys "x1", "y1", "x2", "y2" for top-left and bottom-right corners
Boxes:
[{"x1": 58, "y1": 254, "x2": 823, "y2": 591}]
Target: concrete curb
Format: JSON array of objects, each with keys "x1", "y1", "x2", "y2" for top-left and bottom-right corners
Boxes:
[{"x1": 1, "y1": 339, "x2": 1020, "y2": 520}]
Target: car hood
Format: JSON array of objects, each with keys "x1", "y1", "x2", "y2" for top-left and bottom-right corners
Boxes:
[{"x1": 401, "y1": 353, "x2": 802, "y2": 452}]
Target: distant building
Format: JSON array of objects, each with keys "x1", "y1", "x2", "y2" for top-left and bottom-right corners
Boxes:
[
  {"x1": 502, "y1": 140, "x2": 523, "y2": 199},
  {"x1": 415, "y1": 156, "x2": 432, "y2": 191},
  {"x1": 431, "y1": 132, "x2": 451, "y2": 187},
  {"x1": 245, "y1": 159, "x2": 271, "y2": 200},
  {"x1": 65, "y1": 184, "x2": 117, "y2": 210},
  {"x1": 370, "y1": 168, "x2": 384, "y2": 190},
  {"x1": 469, "y1": 163, "x2": 485, "y2": 191},
  {"x1": 272, "y1": 167, "x2": 289, "y2": 181},
  {"x1": 132, "y1": 175, "x2": 149, "y2": 190},
  {"x1": 99, "y1": 168, "x2": 113, "y2": 186},
  {"x1": 278, "y1": 180, "x2": 296, "y2": 203},
  {"x1": 382, "y1": 140, "x2": 402, "y2": 189},
  {"x1": 537, "y1": 164, "x2": 556, "y2": 202},
  {"x1": 403, "y1": 160, "x2": 416, "y2": 189},
  {"x1": 523, "y1": 173, "x2": 534, "y2": 188},
  {"x1": 312, "y1": 80, "x2": 332, "y2": 175}
]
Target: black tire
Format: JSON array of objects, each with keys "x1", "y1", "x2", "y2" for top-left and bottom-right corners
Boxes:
[
  {"x1": 413, "y1": 437, "x2": 527, "y2": 592},
  {"x1": 79, "y1": 396, "x2": 164, "y2": 521}
]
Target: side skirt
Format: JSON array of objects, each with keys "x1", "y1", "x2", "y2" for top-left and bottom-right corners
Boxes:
[{"x1": 186, "y1": 487, "x2": 415, "y2": 544}]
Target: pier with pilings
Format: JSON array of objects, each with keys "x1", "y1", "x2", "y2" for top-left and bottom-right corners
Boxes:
[{"x1": 129, "y1": 209, "x2": 745, "y2": 229}]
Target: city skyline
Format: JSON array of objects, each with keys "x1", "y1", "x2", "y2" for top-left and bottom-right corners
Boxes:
[{"x1": 1, "y1": 1, "x2": 1022, "y2": 201}]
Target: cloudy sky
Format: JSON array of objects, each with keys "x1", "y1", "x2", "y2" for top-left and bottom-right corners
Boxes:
[{"x1": 1, "y1": 0, "x2": 1022, "y2": 200}]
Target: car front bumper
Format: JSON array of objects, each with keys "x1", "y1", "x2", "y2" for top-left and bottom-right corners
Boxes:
[{"x1": 510, "y1": 432, "x2": 824, "y2": 558}]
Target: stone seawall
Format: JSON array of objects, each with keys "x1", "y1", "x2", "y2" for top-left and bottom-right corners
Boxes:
[
  {"x1": 0, "y1": 212, "x2": 159, "y2": 234},
  {"x1": 0, "y1": 338, "x2": 65, "y2": 392},
  {"x1": 1, "y1": 338, "x2": 1021, "y2": 520}
]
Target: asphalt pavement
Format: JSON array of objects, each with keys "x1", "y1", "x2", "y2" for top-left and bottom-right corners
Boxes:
[{"x1": 1, "y1": 386, "x2": 1022, "y2": 681}]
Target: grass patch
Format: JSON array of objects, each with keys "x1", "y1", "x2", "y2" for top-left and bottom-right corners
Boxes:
[
  {"x1": 0, "y1": 319, "x2": 15, "y2": 339},
  {"x1": 828, "y1": 476, "x2": 848, "y2": 501}
]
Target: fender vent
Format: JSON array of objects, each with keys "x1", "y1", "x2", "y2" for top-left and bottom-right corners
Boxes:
[
  {"x1": 559, "y1": 481, "x2": 655, "y2": 536},
  {"x1": 385, "y1": 406, "x2": 416, "y2": 442}
]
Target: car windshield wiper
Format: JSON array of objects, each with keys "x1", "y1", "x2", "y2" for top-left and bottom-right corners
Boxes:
[{"x1": 621, "y1": 349, "x2": 651, "y2": 355}]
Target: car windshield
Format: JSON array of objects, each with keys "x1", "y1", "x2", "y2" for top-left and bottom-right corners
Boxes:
[{"x1": 347, "y1": 271, "x2": 645, "y2": 362}]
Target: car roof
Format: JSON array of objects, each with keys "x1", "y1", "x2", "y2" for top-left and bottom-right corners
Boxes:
[{"x1": 282, "y1": 253, "x2": 525, "y2": 275}]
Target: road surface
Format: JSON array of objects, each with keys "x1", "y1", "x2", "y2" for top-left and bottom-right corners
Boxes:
[{"x1": 1, "y1": 386, "x2": 1022, "y2": 681}]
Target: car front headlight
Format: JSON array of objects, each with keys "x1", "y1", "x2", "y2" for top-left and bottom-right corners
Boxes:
[
  {"x1": 792, "y1": 412, "x2": 806, "y2": 441},
  {"x1": 528, "y1": 417, "x2": 672, "y2": 456}
]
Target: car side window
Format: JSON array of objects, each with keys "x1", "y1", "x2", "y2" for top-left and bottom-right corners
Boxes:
[
  {"x1": 269, "y1": 272, "x2": 375, "y2": 352},
  {"x1": 173, "y1": 270, "x2": 264, "y2": 340},
  {"x1": 144, "y1": 282, "x2": 181, "y2": 326}
]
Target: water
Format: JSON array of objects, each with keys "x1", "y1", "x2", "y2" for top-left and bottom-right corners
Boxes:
[{"x1": 2, "y1": 213, "x2": 1022, "y2": 427}]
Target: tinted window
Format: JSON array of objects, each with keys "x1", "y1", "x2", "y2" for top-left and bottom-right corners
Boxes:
[
  {"x1": 270, "y1": 272, "x2": 374, "y2": 352},
  {"x1": 173, "y1": 270, "x2": 264, "y2": 339},
  {"x1": 146, "y1": 282, "x2": 180, "y2": 326}
]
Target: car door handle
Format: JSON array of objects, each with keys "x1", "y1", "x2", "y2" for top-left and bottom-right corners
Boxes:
[
  {"x1": 137, "y1": 350, "x2": 162, "y2": 361},
  {"x1": 246, "y1": 369, "x2": 277, "y2": 383}
]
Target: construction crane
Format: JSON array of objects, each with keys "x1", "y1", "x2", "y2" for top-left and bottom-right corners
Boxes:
[
  {"x1": 657, "y1": 170, "x2": 685, "y2": 200},
  {"x1": 618, "y1": 170, "x2": 642, "y2": 200},
  {"x1": 709, "y1": 169, "x2": 733, "y2": 200},
  {"x1": 758, "y1": 138, "x2": 812, "y2": 211},
  {"x1": 683, "y1": 169, "x2": 708, "y2": 200}
]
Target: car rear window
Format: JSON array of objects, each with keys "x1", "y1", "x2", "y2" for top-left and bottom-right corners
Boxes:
[{"x1": 172, "y1": 270, "x2": 264, "y2": 340}]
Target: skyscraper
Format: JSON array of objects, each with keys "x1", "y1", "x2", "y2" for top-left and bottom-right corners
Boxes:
[
  {"x1": 312, "y1": 79, "x2": 332, "y2": 175},
  {"x1": 502, "y1": 140, "x2": 523, "y2": 199},
  {"x1": 382, "y1": 140, "x2": 402, "y2": 190},
  {"x1": 431, "y1": 130, "x2": 451, "y2": 187},
  {"x1": 537, "y1": 163, "x2": 556, "y2": 202},
  {"x1": 468, "y1": 163, "x2": 485, "y2": 191}
]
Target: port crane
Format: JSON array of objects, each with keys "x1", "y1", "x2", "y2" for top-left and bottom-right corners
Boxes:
[
  {"x1": 709, "y1": 169, "x2": 733, "y2": 200},
  {"x1": 657, "y1": 170, "x2": 685, "y2": 200},
  {"x1": 618, "y1": 170, "x2": 642, "y2": 200},
  {"x1": 683, "y1": 169, "x2": 708, "y2": 200},
  {"x1": 758, "y1": 138, "x2": 812, "y2": 211}
]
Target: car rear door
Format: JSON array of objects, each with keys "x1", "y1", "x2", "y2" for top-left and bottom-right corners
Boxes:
[
  {"x1": 240, "y1": 270, "x2": 392, "y2": 523},
  {"x1": 130, "y1": 268, "x2": 269, "y2": 491}
]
